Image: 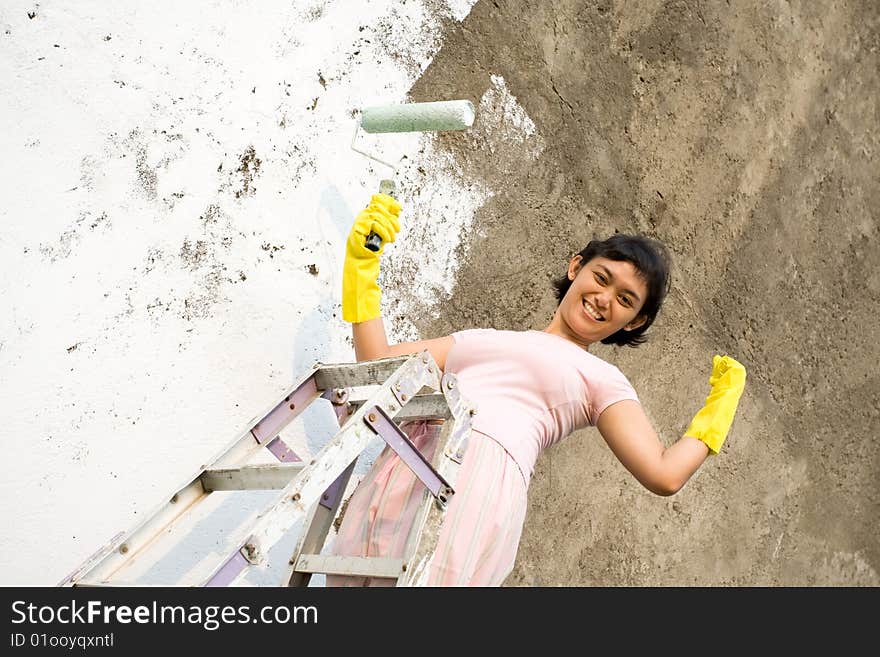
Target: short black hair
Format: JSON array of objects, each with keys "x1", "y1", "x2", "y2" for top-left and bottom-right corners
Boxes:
[{"x1": 551, "y1": 234, "x2": 671, "y2": 347}]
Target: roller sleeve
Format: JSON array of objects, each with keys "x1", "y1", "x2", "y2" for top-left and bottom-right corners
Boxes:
[{"x1": 360, "y1": 100, "x2": 476, "y2": 134}]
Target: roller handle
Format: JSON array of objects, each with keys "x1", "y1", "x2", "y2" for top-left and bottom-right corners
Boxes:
[{"x1": 365, "y1": 179, "x2": 396, "y2": 252}]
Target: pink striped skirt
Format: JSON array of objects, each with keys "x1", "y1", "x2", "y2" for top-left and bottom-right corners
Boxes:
[{"x1": 327, "y1": 420, "x2": 529, "y2": 587}]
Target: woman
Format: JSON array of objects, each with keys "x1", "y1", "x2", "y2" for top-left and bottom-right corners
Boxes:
[{"x1": 329, "y1": 193, "x2": 746, "y2": 586}]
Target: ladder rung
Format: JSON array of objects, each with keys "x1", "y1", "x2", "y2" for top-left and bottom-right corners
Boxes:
[
  {"x1": 200, "y1": 463, "x2": 307, "y2": 491},
  {"x1": 347, "y1": 391, "x2": 451, "y2": 420},
  {"x1": 294, "y1": 555, "x2": 405, "y2": 579},
  {"x1": 313, "y1": 355, "x2": 416, "y2": 389}
]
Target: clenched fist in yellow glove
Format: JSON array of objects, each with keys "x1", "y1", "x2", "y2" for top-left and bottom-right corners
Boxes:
[
  {"x1": 341, "y1": 193, "x2": 402, "y2": 323},
  {"x1": 684, "y1": 355, "x2": 747, "y2": 455}
]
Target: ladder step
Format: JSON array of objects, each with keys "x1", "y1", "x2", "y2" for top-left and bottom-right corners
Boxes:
[
  {"x1": 313, "y1": 355, "x2": 418, "y2": 389},
  {"x1": 347, "y1": 391, "x2": 451, "y2": 421},
  {"x1": 294, "y1": 555, "x2": 405, "y2": 579},
  {"x1": 200, "y1": 463, "x2": 307, "y2": 491}
]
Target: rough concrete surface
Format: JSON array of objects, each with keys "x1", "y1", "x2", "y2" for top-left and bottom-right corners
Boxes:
[{"x1": 389, "y1": 0, "x2": 879, "y2": 585}]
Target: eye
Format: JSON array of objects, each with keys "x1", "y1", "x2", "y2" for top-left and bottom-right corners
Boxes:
[
  {"x1": 619, "y1": 295, "x2": 632, "y2": 308},
  {"x1": 594, "y1": 272, "x2": 607, "y2": 284}
]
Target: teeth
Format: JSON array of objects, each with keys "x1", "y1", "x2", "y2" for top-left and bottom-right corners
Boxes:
[{"x1": 583, "y1": 299, "x2": 603, "y2": 321}]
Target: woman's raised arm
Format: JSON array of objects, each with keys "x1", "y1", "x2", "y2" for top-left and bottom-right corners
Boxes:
[
  {"x1": 596, "y1": 400, "x2": 709, "y2": 496},
  {"x1": 341, "y1": 193, "x2": 454, "y2": 370},
  {"x1": 596, "y1": 355, "x2": 747, "y2": 496}
]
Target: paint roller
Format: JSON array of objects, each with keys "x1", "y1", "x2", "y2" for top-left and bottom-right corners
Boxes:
[{"x1": 351, "y1": 99, "x2": 476, "y2": 251}]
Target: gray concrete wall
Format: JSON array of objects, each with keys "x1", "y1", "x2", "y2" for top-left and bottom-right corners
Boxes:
[{"x1": 394, "y1": 0, "x2": 879, "y2": 585}]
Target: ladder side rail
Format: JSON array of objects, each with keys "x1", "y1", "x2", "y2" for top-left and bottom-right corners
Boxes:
[
  {"x1": 60, "y1": 366, "x2": 324, "y2": 586},
  {"x1": 286, "y1": 388, "x2": 357, "y2": 587},
  {"x1": 59, "y1": 478, "x2": 206, "y2": 586},
  {"x1": 285, "y1": 460, "x2": 357, "y2": 587},
  {"x1": 213, "y1": 372, "x2": 321, "y2": 468},
  {"x1": 397, "y1": 372, "x2": 476, "y2": 586}
]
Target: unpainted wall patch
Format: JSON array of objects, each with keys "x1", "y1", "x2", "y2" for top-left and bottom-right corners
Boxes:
[{"x1": 234, "y1": 146, "x2": 262, "y2": 198}]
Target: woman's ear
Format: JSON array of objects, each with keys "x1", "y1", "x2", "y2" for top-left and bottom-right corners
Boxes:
[
  {"x1": 568, "y1": 254, "x2": 583, "y2": 280},
  {"x1": 624, "y1": 314, "x2": 648, "y2": 331}
]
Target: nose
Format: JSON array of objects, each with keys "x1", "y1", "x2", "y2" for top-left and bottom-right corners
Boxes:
[{"x1": 593, "y1": 290, "x2": 611, "y2": 309}]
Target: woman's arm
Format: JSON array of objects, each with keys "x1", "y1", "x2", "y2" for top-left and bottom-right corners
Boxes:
[
  {"x1": 596, "y1": 355, "x2": 746, "y2": 496},
  {"x1": 341, "y1": 194, "x2": 454, "y2": 371},
  {"x1": 596, "y1": 400, "x2": 709, "y2": 496},
  {"x1": 352, "y1": 317, "x2": 454, "y2": 371}
]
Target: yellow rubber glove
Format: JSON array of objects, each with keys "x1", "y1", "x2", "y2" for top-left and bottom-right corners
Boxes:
[
  {"x1": 684, "y1": 355, "x2": 747, "y2": 455},
  {"x1": 341, "y1": 193, "x2": 402, "y2": 323}
]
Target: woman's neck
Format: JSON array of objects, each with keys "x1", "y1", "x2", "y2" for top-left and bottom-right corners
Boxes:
[{"x1": 541, "y1": 316, "x2": 592, "y2": 351}]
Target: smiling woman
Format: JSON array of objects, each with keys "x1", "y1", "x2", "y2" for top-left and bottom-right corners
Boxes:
[
  {"x1": 547, "y1": 234, "x2": 672, "y2": 349},
  {"x1": 330, "y1": 194, "x2": 748, "y2": 587}
]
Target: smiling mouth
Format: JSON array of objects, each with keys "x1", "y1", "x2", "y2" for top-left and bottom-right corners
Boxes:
[{"x1": 582, "y1": 299, "x2": 605, "y2": 321}]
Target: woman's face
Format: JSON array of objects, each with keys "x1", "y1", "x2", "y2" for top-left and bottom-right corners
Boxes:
[{"x1": 556, "y1": 255, "x2": 649, "y2": 347}]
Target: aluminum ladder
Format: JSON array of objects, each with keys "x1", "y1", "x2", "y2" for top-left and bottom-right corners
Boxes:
[{"x1": 58, "y1": 351, "x2": 475, "y2": 587}]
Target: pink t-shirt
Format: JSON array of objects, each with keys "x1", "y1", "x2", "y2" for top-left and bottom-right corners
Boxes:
[{"x1": 445, "y1": 328, "x2": 639, "y2": 482}]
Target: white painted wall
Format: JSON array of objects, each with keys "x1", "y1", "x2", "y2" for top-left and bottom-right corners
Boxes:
[{"x1": 1, "y1": 0, "x2": 544, "y2": 586}]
